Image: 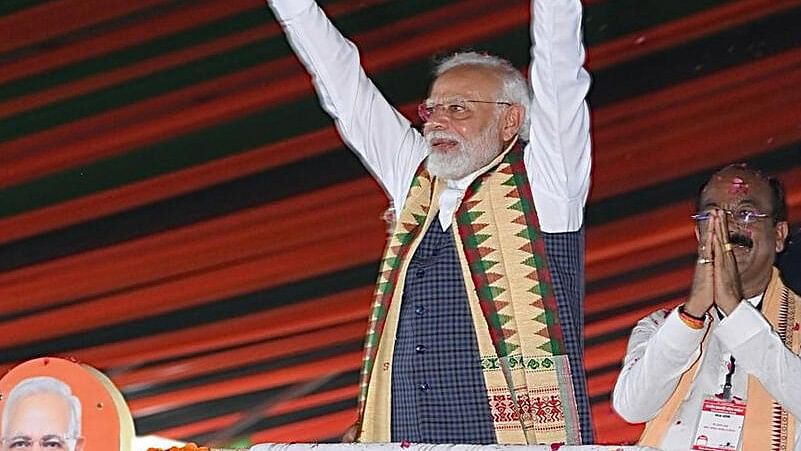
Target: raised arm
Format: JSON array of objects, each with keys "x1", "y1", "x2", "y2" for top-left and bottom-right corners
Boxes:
[
  {"x1": 612, "y1": 309, "x2": 707, "y2": 423},
  {"x1": 527, "y1": 0, "x2": 592, "y2": 233},
  {"x1": 267, "y1": 0, "x2": 428, "y2": 206}
]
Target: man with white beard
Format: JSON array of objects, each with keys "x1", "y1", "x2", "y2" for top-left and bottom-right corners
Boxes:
[{"x1": 268, "y1": 0, "x2": 592, "y2": 444}]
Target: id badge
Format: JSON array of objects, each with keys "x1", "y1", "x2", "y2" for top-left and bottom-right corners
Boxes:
[{"x1": 691, "y1": 396, "x2": 747, "y2": 451}]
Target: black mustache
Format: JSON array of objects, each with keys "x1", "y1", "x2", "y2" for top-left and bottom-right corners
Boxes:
[{"x1": 728, "y1": 233, "x2": 753, "y2": 249}]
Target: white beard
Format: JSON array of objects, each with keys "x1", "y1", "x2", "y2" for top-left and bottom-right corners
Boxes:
[{"x1": 425, "y1": 119, "x2": 503, "y2": 180}]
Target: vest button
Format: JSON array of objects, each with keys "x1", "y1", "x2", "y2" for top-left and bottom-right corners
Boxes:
[
  {"x1": 415, "y1": 344, "x2": 427, "y2": 353},
  {"x1": 418, "y1": 382, "x2": 430, "y2": 392},
  {"x1": 414, "y1": 306, "x2": 426, "y2": 315}
]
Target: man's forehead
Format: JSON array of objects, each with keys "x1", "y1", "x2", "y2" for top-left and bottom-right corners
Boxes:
[
  {"x1": 701, "y1": 170, "x2": 772, "y2": 206},
  {"x1": 429, "y1": 66, "x2": 501, "y2": 97},
  {"x1": 7, "y1": 393, "x2": 71, "y2": 427}
]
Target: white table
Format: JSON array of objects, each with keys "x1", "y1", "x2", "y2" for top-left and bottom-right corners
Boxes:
[{"x1": 249, "y1": 444, "x2": 658, "y2": 451}]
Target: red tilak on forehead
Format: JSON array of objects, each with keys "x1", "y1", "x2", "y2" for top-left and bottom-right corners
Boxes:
[{"x1": 729, "y1": 176, "x2": 750, "y2": 195}]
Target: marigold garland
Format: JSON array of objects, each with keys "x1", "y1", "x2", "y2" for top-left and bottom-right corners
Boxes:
[{"x1": 147, "y1": 444, "x2": 210, "y2": 451}]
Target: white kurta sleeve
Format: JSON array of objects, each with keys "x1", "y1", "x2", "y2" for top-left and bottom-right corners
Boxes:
[
  {"x1": 526, "y1": 0, "x2": 592, "y2": 233},
  {"x1": 267, "y1": 0, "x2": 428, "y2": 207},
  {"x1": 612, "y1": 308, "x2": 708, "y2": 423},
  {"x1": 715, "y1": 301, "x2": 801, "y2": 419}
]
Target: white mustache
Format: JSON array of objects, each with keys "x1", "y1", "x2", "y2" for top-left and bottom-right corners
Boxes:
[{"x1": 425, "y1": 130, "x2": 463, "y2": 147}]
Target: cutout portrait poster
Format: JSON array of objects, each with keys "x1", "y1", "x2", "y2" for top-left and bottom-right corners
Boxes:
[{"x1": 0, "y1": 357, "x2": 134, "y2": 451}]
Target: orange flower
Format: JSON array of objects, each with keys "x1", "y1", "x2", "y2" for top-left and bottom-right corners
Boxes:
[{"x1": 146, "y1": 444, "x2": 210, "y2": 451}]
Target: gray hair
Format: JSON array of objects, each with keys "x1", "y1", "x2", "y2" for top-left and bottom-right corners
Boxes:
[
  {"x1": 435, "y1": 51, "x2": 531, "y2": 141},
  {"x1": 2, "y1": 376, "x2": 82, "y2": 450}
]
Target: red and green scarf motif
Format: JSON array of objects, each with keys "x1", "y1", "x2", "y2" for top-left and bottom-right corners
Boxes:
[
  {"x1": 356, "y1": 141, "x2": 581, "y2": 444},
  {"x1": 456, "y1": 146, "x2": 565, "y2": 359}
]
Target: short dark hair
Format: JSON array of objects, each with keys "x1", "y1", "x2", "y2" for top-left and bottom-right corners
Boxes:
[{"x1": 697, "y1": 163, "x2": 787, "y2": 223}]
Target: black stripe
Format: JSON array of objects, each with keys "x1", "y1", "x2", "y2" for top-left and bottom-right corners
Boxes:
[
  {"x1": 0, "y1": 0, "x2": 199, "y2": 65},
  {"x1": 193, "y1": 398, "x2": 357, "y2": 444},
  {"x1": 0, "y1": 27, "x2": 525, "y2": 218},
  {"x1": 583, "y1": 0, "x2": 730, "y2": 45},
  {"x1": 0, "y1": 32, "x2": 294, "y2": 138},
  {"x1": 7, "y1": 10, "x2": 801, "y2": 216},
  {"x1": 134, "y1": 370, "x2": 358, "y2": 435},
  {"x1": 0, "y1": 262, "x2": 377, "y2": 363},
  {"x1": 587, "y1": 362, "x2": 621, "y2": 379},
  {"x1": 6, "y1": 138, "x2": 796, "y2": 276},
  {"x1": 124, "y1": 339, "x2": 364, "y2": 399},
  {"x1": 0, "y1": 147, "x2": 370, "y2": 271},
  {"x1": 586, "y1": 327, "x2": 641, "y2": 349},
  {"x1": 590, "y1": 391, "x2": 613, "y2": 406},
  {"x1": 584, "y1": 289, "x2": 687, "y2": 348},
  {"x1": 0, "y1": 0, "x2": 464, "y2": 107},
  {"x1": 587, "y1": 254, "x2": 694, "y2": 294},
  {"x1": 0, "y1": 0, "x2": 53, "y2": 16},
  {"x1": 586, "y1": 144, "x2": 801, "y2": 227},
  {"x1": 590, "y1": 6, "x2": 801, "y2": 106}
]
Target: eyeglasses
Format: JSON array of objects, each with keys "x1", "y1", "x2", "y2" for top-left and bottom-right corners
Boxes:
[
  {"x1": 1, "y1": 435, "x2": 77, "y2": 450},
  {"x1": 691, "y1": 208, "x2": 771, "y2": 225},
  {"x1": 417, "y1": 98, "x2": 512, "y2": 123}
]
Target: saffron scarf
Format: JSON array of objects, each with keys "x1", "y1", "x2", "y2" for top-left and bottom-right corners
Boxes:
[
  {"x1": 639, "y1": 268, "x2": 800, "y2": 450},
  {"x1": 356, "y1": 141, "x2": 581, "y2": 444}
]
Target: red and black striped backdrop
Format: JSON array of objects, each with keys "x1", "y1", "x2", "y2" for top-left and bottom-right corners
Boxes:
[{"x1": 1, "y1": 0, "x2": 800, "y2": 446}]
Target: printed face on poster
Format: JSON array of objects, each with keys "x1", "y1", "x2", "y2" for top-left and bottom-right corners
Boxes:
[{"x1": 0, "y1": 357, "x2": 134, "y2": 451}]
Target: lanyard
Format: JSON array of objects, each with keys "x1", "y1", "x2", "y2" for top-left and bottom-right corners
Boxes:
[
  {"x1": 721, "y1": 356, "x2": 735, "y2": 400},
  {"x1": 714, "y1": 299, "x2": 762, "y2": 400}
]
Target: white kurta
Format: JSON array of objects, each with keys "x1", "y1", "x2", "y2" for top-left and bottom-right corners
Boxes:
[
  {"x1": 266, "y1": 0, "x2": 591, "y2": 233},
  {"x1": 613, "y1": 298, "x2": 801, "y2": 450}
]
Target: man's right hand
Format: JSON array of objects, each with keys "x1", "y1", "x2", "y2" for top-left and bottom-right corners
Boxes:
[
  {"x1": 341, "y1": 422, "x2": 359, "y2": 443},
  {"x1": 685, "y1": 213, "x2": 715, "y2": 317}
]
